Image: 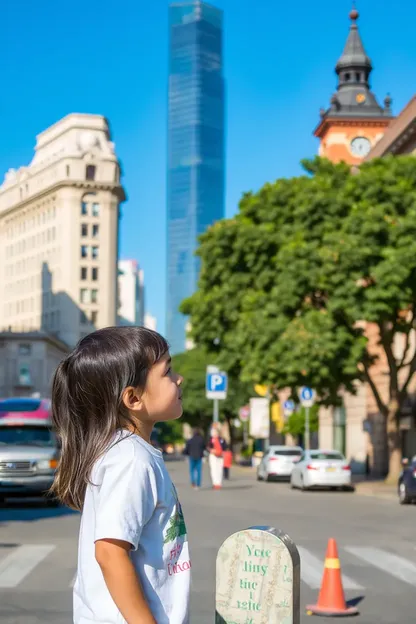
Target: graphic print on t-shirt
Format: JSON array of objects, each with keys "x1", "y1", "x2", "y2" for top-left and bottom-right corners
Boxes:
[
  {"x1": 164, "y1": 484, "x2": 191, "y2": 578},
  {"x1": 164, "y1": 484, "x2": 187, "y2": 545}
]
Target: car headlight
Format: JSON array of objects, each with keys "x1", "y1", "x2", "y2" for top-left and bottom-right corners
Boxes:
[{"x1": 37, "y1": 459, "x2": 58, "y2": 470}]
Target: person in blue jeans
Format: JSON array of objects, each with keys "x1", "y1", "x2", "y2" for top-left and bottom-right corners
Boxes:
[{"x1": 184, "y1": 428, "x2": 206, "y2": 489}]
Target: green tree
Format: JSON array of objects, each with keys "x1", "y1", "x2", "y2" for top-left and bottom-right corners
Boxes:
[
  {"x1": 182, "y1": 156, "x2": 416, "y2": 481},
  {"x1": 172, "y1": 348, "x2": 252, "y2": 447},
  {"x1": 154, "y1": 420, "x2": 184, "y2": 447},
  {"x1": 282, "y1": 405, "x2": 319, "y2": 443}
]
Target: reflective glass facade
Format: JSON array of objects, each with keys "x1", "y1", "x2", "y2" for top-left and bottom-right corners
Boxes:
[{"x1": 167, "y1": 1, "x2": 225, "y2": 354}]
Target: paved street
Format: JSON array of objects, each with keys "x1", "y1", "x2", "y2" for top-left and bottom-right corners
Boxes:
[{"x1": 0, "y1": 459, "x2": 414, "y2": 624}]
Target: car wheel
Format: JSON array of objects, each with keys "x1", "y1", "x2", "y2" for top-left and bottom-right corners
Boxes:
[{"x1": 399, "y1": 481, "x2": 411, "y2": 505}]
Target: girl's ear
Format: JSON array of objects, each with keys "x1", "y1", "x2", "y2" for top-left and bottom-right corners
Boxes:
[{"x1": 121, "y1": 387, "x2": 144, "y2": 413}]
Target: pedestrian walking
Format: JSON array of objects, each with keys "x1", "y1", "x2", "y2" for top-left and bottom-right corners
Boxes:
[
  {"x1": 208, "y1": 425, "x2": 227, "y2": 490},
  {"x1": 184, "y1": 428, "x2": 205, "y2": 489},
  {"x1": 50, "y1": 327, "x2": 190, "y2": 624},
  {"x1": 223, "y1": 448, "x2": 233, "y2": 480}
]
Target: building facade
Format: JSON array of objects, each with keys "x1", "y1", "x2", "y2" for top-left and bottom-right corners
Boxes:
[
  {"x1": 0, "y1": 331, "x2": 70, "y2": 398},
  {"x1": 117, "y1": 259, "x2": 145, "y2": 327},
  {"x1": 144, "y1": 314, "x2": 157, "y2": 332},
  {"x1": 166, "y1": 1, "x2": 225, "y2": 354},
  {"x1": 0, "y1": 114, "x2": 126, "y2": 348}
]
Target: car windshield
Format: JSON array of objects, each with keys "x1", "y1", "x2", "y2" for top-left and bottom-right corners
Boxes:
[
  {"x1": 274, "y1": 449, "x2": 301, "y2": 456},
  {"x1": 310, "y1": 451, "x2": 344, "y2": 461},
  {"x1": 0, "y1": 398, "x2": 42, "y2": 412},
  {"x1": 0, "y1": 426, "x2": 56, "y2": 447}
]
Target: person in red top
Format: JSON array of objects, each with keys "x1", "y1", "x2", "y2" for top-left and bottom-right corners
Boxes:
[
  {"x1": 223, "y1": 449, "x2": 233, "y2": 480},
  {"x1": 208, "y1": 425, "x2": 227, "y2": 490}
]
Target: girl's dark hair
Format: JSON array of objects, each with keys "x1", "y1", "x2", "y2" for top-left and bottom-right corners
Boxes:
[{"x1": 50, "y1": 326, "x2": 169, "y2": 511}]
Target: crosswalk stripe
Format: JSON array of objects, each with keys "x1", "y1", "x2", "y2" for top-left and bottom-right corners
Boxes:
[
  {"x1": 345, "y1": 547, "x2": 416, "y2": 586},
  {"x1": 0, "y1": 545, "x2": 56, "y2": 588},
  {"x1": 297, "y1": 546, "x2": 363, "y2": 590}
]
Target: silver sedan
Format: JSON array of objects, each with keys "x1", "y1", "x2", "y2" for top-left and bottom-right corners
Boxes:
[
  {"x1": 290, "y1": 449, "x2": 354, "y2": 491},
  {"x1": 257, "y1": 445, "x2": 303, "y2": 482}
]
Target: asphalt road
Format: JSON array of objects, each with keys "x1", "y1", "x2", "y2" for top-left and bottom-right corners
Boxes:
[{"x1": 0, "y1": 459, "x2": 414, "y2": 624}]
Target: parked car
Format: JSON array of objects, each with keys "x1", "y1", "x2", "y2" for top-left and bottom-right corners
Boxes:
[
  {"x1": 0, "y1": 397, "x2": 59, "y2": 502},
  {"x1": 290, "y1": 449, "x2": 353, "y2": 491},
  {"x1": 398, "y1": 456, "x2": 416, "y2": 505},
  {"x1": 257, "y1": 445, "x2": 303, "y2": 482}
]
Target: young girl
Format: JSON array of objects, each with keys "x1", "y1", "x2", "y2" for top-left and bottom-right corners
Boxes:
[{"x1": 51, "y1": 326, "x2": 190, "y2": 624}]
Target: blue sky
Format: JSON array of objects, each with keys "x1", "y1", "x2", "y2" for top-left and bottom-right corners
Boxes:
[{"x1": 2, "y1": 0, "x2": 416, "y2": 335}]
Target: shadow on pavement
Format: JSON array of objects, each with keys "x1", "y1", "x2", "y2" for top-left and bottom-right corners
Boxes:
[
  {"x1": 0, "y1": 498, "x2": 78, "y2": 524},
  {"x1": 347, "y1": 595, "x2": 365, "y2": 608},
  {"x1": 220, "y1": 485, "x2": 254, "y2": 491}
]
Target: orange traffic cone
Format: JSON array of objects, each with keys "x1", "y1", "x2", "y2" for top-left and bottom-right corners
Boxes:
[{"x1": 306, "y1": 538, "x2": 358, "y2": 617}]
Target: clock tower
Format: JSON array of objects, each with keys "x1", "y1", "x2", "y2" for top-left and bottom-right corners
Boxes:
[{"x1": 314, "y1": 7, "x2": 394, "y2": 164}]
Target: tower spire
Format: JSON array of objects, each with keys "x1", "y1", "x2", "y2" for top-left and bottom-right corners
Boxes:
[
  {"x1": 335, "y1": 4, "x2": 372, "y2": 85},
  {"x1": 320, "y1": 6, "x2": 390, "y2": 118}
]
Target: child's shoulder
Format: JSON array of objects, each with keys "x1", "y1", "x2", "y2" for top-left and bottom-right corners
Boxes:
[{"x1": 99, "y1": 432, "x2": 161, "y2": 471}]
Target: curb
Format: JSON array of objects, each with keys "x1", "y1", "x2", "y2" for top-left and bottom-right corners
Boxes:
[{"x1": 354, "y1": 486, "x2": 397, "y2": 502}]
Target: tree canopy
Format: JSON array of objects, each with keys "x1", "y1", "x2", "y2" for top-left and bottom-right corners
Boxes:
[{"x1": 182, "y1": 156, "x2": 416, "y2": 479}]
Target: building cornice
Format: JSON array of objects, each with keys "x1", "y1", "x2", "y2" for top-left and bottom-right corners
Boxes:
[
  {"x1": 314, "y1": 116, "x2": 393, "y2": 138},
  {"x1": 0, "y1": 178, "x2": 126, "y2": 219},
  {"x1": 0, "y1": 330, "x2": 70, "y2": 353}
]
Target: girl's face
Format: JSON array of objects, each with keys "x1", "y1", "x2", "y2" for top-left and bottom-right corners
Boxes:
[{"x1": 140, "y1": 353, "x2": 183, "y2": 422}]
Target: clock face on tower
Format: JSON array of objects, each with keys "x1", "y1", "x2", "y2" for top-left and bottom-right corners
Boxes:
[{"x1": 350, "y1": 136, "x2": 371, "y2": 157}]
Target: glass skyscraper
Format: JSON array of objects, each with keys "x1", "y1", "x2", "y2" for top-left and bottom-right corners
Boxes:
[{"x1": 167, "y1": 1, "x2": 225, "y2": 354}]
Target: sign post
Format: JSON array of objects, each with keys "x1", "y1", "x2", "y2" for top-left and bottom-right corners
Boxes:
[
  {"x1": 206, "y1": 366, "x2": 228, "y2": 425},
  {"x1": 216, "y1": 525, "x2": 300, "y2": 623},
  {"x1": 239, "y1": 405, "x2": 250, "y2": 446},
  {"x1": 299, "y1": 387, "x2": 315, "y2": 451}
]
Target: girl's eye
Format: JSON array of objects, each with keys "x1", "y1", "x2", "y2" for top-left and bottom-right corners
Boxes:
[{"x1": 165, "y1": 368, "x2": 171, "y2": 376}]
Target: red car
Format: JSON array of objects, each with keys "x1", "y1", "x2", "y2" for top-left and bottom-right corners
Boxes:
[{"x1": 0, "y1": 397, "x2": 52, "y2": 423}]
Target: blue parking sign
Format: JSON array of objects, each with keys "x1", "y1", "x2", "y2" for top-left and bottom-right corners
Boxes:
[{"x1": 206, "y1": 371, "x2": 228, "y2": 400}]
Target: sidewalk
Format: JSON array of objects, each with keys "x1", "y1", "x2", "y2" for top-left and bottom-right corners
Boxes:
[{"x1": 353, "y1": 476, "x2": 397, "y2": 502}]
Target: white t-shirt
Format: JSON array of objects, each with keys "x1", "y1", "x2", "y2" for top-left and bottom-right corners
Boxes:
[{"x1": 73, "y1": 431, "x2": 191, "y2": 624}]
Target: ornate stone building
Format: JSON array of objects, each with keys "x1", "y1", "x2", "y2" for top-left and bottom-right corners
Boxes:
[{"x1": 0, "y1": 114, "x2": 126, "y2": 349}]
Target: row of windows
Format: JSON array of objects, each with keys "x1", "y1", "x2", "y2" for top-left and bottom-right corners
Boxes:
[
  {"x1": 81, "y1": 201, "x2": 100, "y2": 217},
  {"x1": 80, "y1": 288, "x2": 99, "y2": 304},
  {"x1": 4, "y1": 250, "x2": 60, "y2": 281},
  {"x1": 81, "y1": 223, "x2": 99, "y2": 238},
  {"x1": 81, "y1": 245, "x2": 99, "y2": 259},
  {"x1": 3, "y1": 295, "x2": 58, "y2": 318},
  {"x1": 3, "y1": 313, "x2": 61, "y2": 332},
  {"x1": 81, "y1": 266, "x2": 99, "y2": 281},
  {"x1": 5, "y1": 228, "x2": 57, "y2": 257},
  {"x1": 4, "y1": 203, "x2": 56, "y2": 238}
]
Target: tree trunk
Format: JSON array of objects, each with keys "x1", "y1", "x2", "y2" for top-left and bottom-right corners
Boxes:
[{"x1": 385, "y1": 407, "x2": 402, "y2": 485}]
